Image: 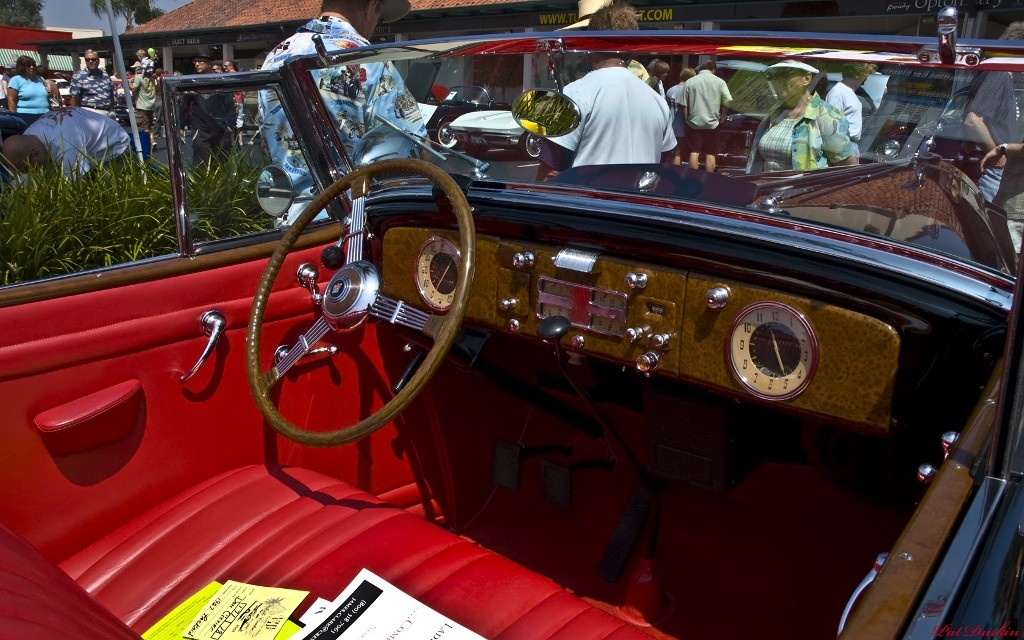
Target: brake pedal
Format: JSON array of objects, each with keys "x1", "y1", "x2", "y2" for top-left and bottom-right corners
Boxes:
[
  {"x1": 492, "y1": 441, "x2": 524, "y2": 490},
  {"x1": 492, "y1": 441, "x2": 573, "y2": 491},
  {"x1": 542, "y1": 458, "x2": 616, "y2": 510}
]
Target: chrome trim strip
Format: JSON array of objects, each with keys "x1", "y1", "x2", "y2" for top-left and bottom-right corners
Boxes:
[{"x1": 554, "y1": 247, "x2": 600, "y2": 273}]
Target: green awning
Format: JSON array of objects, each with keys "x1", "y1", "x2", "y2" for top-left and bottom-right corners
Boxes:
[
  {"x1": 0, "y1": 49, "x2": 75, "y2": 72},
  {"x1": 42, "y1": 54, "x2": 74, "y2": 72}
]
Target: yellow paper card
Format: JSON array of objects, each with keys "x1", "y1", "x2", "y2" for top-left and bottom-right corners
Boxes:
[
  {"x1": 275, "y1": 620, "x2": 302, "y2": 639},
  {"x1": 184, "y1": 580, "x2": 309, "y2": 640},
  {"x1": 143, "y1": 581, "x2": 224, "y2": 640}
]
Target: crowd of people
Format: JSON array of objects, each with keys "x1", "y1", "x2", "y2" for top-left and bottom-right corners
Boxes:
[
  {"x1": 534, "y1": 0, "x2": 859, "y2": 177},
  {"x1": 0, "y1": 42, "x2": 254, "y2": 179}
]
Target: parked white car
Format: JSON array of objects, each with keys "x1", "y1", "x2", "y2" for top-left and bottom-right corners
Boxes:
[
  {"x1": 52, "y1": 77, "x2": 71, "y2": 106},
  {"x1": 448, "y1": 109, "x2": 541, "y2": 158}
]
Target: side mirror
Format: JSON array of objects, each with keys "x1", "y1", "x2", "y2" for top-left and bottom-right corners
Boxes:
[
  {"x1": 511, "y1": 90, "x2": 581, "y2": 139},
  {"x1": 256, "y1": 165, "x2": 294, "y2": 216}
]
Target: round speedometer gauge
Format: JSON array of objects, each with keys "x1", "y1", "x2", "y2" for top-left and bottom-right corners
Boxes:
[
  {"x1": 415, "y1": 236, "x2": 460, "y2": 312},
  {"x1": 727, "y1": 301, "x2": 818, "y2": 401}
]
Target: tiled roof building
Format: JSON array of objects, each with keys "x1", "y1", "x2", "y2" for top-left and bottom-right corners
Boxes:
[
  {"x1": 32, "y1": 0, "x2": 1024, "y2": 72},
  {"x1": 128, "y1": 0, "x2": 542, "y2": 33}
]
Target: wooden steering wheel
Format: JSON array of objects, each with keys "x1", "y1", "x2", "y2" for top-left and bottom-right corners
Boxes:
[{"x1": 246, "y1": 158, "x2": 475, "y2": 446}]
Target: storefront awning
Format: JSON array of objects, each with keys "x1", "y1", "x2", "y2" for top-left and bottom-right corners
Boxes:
[{"x1": 0, "y1": 49, "x2": 75, "y2": 72}]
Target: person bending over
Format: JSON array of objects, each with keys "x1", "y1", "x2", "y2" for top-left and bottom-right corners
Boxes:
[{"x1": 1, "y1": 107, "x2": 129, "y2": 178}]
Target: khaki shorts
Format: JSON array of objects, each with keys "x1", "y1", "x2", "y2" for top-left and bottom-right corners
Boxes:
[{"x1": 135, "y1": 109, "x2": 153, "y2": 132}]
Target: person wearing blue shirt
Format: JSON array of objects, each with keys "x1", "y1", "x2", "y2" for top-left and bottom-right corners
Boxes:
[{"x1": 7, "y1": 56, "x2": 51, "y2": 127}]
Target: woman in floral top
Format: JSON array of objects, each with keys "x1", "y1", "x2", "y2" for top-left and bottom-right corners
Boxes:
[{"x1": 747, "y1": 60, "x2": 858, "y2": 174}]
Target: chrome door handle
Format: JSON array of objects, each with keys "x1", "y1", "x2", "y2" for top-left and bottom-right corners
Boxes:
[{"x1": 180, "y1": 310, "x2": 226, "y2": 383}]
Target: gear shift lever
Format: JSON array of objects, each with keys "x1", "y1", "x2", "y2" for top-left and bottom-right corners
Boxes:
[{"x1": 537, "y1": 316, "x2": 672, "y2": 623}]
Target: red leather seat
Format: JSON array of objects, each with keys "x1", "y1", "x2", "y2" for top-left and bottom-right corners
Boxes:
[{"x1": 3, "y1": 465, "x2": 649, "y2": 639}]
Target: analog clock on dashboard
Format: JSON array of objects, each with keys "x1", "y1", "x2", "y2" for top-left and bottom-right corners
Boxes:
[
  {"x1": 415, "y1": 236, "x2": 461, "y2": 312},
  {"x1": 727, "y1": 301, "x2": 818, "y2": 401}
]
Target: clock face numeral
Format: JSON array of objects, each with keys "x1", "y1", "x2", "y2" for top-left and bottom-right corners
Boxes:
[
  {"x1": 415, "y1": 237, "x2": 460, "y2": 312},
  {"x1": 727, "y1": 302, "x2": 818, "y2": 401}
]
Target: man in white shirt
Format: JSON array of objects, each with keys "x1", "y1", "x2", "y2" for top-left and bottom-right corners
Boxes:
[
  {"x1": 825, "y1": 63, "x2": 869, "y2": 152},
  {"x1": 1, "y1": 107, "x2": 129, "y2": 177},
  {"x1": 546, "y1": 1, "x2": 674, "y2": 169},
  {"x1": 549, "y1": 56, "x2": 675, "y2": 168},
  {"x1": 681, "y1": 60, "x2": 732, "y2": 173}
]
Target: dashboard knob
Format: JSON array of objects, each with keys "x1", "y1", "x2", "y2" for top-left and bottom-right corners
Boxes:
[
  {"x1": 916, "y1": 464, "x2": 937, "y2": 484},
  {"x1": 636, "y1": 351, "x2": 659, "y2": 373},
  {"x1": 626, "y1": 326, "x2": 646, "y2": 342},
  {"x1": 625, "y1": 272, "x2": 648, "y2": 289},
  {"x1": 648, "y1": 333, "x2": 671, "y2": 348},
  {"x1": 569, "y1": 334, "x2": 585, "y2": 350},
  {"x1": 498, "y1": 297, "x2": 518, "y2": 311},
  {"x1": 705, "y1": 286, "x2": 731, "y2": 309},
  {"x1": 512, "y1": 251, "x2": 535, "y2": 269},
  {"x1": 320, "y1": 246, "x2": 346, "y2": 270},
  {"x1": 940, "y1": 431, "x2": 960, "y2": 459}
]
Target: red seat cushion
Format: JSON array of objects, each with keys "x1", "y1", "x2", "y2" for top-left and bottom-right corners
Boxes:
[{"x1": 60, "y1": 465, "x2": 649, "y2": 639}]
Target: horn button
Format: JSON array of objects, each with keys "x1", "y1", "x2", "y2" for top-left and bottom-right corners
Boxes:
[{"x1": 322, "y1": 261, "x2": 380, "y2": 331}]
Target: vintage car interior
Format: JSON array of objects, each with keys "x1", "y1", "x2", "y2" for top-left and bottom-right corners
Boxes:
[{"x1": 3, "y1": 16, "x2": 1024, "y2": 640}]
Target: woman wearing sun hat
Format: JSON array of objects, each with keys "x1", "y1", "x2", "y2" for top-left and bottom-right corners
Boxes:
[{"x1": 747, "y1": 60, "x2": 858, "y2": 173}]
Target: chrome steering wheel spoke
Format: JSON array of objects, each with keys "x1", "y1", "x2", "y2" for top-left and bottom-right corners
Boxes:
[
  {"x1": 343, "y1": 180, "x2": 369, "y2": 265},
  {"x1": 370, "y1": 295, "x2": 445, "y2": 338},
  {"x1": 271, "y1": 316, "x2": 332, "y2": 380}
]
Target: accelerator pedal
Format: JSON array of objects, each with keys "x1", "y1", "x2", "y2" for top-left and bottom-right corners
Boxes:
[{"x1": 598, "y1": 481, "x2": 652, "y2": 582}]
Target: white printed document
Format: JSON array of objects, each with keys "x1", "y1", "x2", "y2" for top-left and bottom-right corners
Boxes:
[{"x1": 292, "y1": 568, "x2": 484, "y2": 640}]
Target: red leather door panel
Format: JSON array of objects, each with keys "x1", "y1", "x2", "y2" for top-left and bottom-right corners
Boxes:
[{"x1": 0, "y1": 243, "x2": 410, "y2": 560}]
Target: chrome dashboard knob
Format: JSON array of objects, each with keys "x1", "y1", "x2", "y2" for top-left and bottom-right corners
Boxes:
[
  {"x1": 625, "y1": 272, "x2": 648, "y2": 289},
  {"x1": 705, "y1": 286, "x2": 731, "y2": 309},
  {"x1": 940, "y1": 431, "x2": 960, "y2": 459},
  {"x1": 498, "y1": 297, "x2": 518, "y2": 311},
  {"x1": 569, "y1": 334, "x2": 585, "y2": 350},
  {"x1": 636, "y1": 351, "x2": 659, "y2": 373},
  {"x1": 916, "y1": 464, "x2": 937, "y2": 484},
  {"x1": 648, "y1": 333, "x2": 671, "y2": 348},
  {"x1": 512, "y1": 251, "x2": 535, "y2": 269},
  {"x1": 626, "y1": 326, "x2": 646, "y2": 342}
]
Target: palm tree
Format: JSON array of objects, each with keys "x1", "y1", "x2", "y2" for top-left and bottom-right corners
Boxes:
[{"x1": 88, "y1": 0, "x2": 165, "y2": 32}]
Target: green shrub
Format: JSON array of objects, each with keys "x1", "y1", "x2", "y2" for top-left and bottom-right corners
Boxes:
[{"x1": 0, "y1": 151, "x2": 271, "y2": 286}]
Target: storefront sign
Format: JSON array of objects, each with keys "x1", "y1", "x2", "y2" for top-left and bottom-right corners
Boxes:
[{"x1": 537, "y1": 6, "x2": 674, "y2": 27}]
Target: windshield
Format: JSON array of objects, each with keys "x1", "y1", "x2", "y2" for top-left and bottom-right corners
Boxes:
[{"x1": 289, "y1": 34, "x2": 1024, "y2": 276}]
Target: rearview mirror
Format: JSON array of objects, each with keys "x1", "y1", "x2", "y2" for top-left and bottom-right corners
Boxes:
[{"x1": 511, "y1": 90, "x2": 581, "y2": 139}]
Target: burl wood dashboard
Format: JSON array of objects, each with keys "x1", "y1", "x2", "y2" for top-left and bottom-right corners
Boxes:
[{"x1": 381, "y1": 227, "x2": 900, "y2": 432}]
